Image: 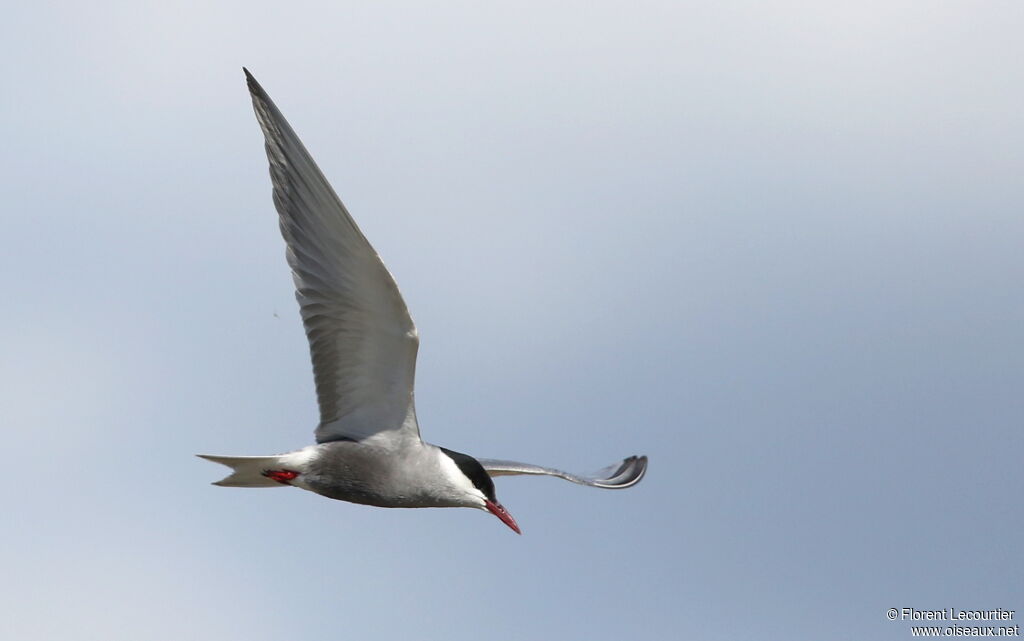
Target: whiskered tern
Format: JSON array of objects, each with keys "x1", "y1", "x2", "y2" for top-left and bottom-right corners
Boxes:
[{"x1": 199, "y1": 70, "x2": 647, "y2": 534}]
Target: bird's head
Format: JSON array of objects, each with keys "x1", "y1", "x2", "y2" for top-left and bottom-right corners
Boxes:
[{"x1": 438, "y1": 447, "x2": 520, "y2": 534}]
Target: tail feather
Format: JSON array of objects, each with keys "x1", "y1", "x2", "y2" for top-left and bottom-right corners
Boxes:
[{"x1": 197, "y1": 454, "x2": 286, "y2": 488}]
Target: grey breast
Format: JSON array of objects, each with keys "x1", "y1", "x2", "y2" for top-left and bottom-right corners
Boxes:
[{"x1": 303, "y1": 441, "x2": 447, "y2": 508}]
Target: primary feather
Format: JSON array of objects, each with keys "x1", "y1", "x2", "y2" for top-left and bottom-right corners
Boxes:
[{"x1": 245, "y1": 69, "x2": 421, "y2": 445}]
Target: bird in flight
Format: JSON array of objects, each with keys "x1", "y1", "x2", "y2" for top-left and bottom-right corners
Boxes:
[{"x1": 199, "y1": 69, "x2": 647, "y2": 534}]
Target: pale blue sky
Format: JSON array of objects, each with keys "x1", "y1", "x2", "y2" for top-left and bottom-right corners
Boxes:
[{"x1": 2, "y1": 2, "x2": 1022, "y2": 640}]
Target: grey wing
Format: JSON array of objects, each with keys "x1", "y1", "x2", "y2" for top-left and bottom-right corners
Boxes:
[
  {"x1": 479, "y1": 455, "x2": 647, "y2": 489},
  {"x1": 246, "y1": 69, "x2": 420, "y2": 444}
]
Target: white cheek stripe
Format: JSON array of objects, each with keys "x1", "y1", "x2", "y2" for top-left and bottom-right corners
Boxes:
[{"x1": 436, "y1": 448, "x2": 487, "y2": 508}]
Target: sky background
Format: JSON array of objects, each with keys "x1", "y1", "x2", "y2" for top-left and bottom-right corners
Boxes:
[{"x1": 2, "y1": 2, "x2": 1022, "y2": 640}]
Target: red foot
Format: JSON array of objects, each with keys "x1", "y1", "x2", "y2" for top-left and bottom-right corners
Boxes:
[{"x1": 263, "y1": 469, "x2": 299, "y2": 484}]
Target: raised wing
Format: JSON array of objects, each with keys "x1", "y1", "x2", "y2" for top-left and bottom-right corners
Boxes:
[
  {"x1": 479, "y1": 455, "x2": 647, "y2": 489},
  {"x1": 245, "y1": 69, "x2": 420, "y2": 444}
]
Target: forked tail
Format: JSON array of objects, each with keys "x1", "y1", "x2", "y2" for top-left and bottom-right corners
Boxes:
[{"x1": 197, "y1": 454, "x2": 288, "y2": 488}]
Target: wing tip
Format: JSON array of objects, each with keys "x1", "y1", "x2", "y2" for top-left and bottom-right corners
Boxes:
[
  {"x1": 630, "y1": 454, "x2": 648, "y2": 486},
  {"x1": 243, "y1": 67, "x2": 265, "y2": 98},
  {"x1": 601, "y1": 454, "x2": 647, "y2": 489}
]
